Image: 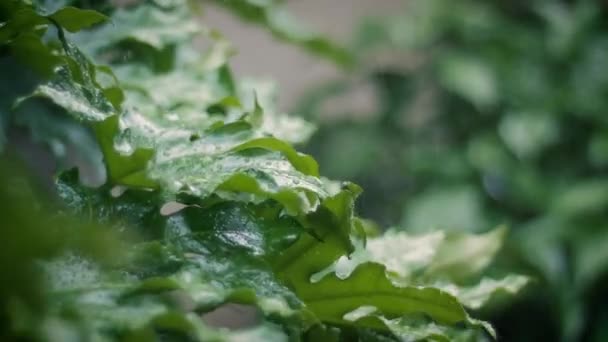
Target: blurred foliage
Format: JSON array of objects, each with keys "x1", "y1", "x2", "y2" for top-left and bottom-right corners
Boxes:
[
  {"x1": 0, "y1": 0, "x2": 526, "y2": 341},
  {"x1": 0, "y1": 157, "x2": 126, "y2": 341},
  {"x1": 297, "y1": 0, "x2": 608, "y2": 340}
]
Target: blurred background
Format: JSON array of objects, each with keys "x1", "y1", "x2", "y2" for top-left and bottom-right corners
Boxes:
[
  {"x1": 207, "y1": 0, "x2": 608, "y2": 341},
  {"x1": 204, "y1": 0, "x2": 402, "y2": 109}
]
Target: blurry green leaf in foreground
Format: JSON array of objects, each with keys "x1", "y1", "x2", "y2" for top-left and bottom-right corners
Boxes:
[{"x1": 0, "y1": 158, "x2": 123, "y2": 340}]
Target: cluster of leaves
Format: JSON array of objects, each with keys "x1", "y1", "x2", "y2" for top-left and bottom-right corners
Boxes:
[
  {"x1": 1, "y1": 0, "x2": 526, "y2": 341},
  {"x1": 297, "y1": 0, "x2": 608, "y2": 340}
]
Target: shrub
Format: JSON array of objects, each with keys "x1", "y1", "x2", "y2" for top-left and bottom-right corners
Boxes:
[{"x1": 0, "y1": 1, "x2": 526, "y2": 340}]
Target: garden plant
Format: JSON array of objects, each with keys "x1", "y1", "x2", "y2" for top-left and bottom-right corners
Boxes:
[{"x1": 1, "y1": 0, "x2": 530, "y2": 341}]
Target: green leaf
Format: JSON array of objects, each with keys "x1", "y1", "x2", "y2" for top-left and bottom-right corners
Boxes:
[
  {"x1": 273, "y1": 213, "x2": 491, "y2": 337},
  {"x1": 48, "y1": 6, "x2": 108, "y2": 32},
  {"x1": 296, "y1": 226, "x2": 525, "y2": 335},
  {"x1": 239, "y1": 78, "x2": 315, "y2": 145},
  {"x1": 424, "y1": 227, "x2": 507, "y2": 282},
  {"x1": 302, "y1": 262, "x2": 471, "y2": 327},
  {"x1": 372, "y1": 316, "x2": 483, "y2": 342},
  {"x1": 367, "y1": 229, "x2": 445, "y2": 279},
  {"x1": 437, "y1": 53, "x2": 497, "y2": 109},
  {"x1": 8, "y1": 32, "x2": 62, "y2": 77},
  {"x1": 16, "y1": 41, "x2": 118, "y2": 122},
  {"x1": 573, "y1": 230, "x2": 608, "y2": 291},
  {"x1": 325, "y1": 227, "x2": 512, "y2": 286},
  {"x1": 102, "y1": 112, "x2": 326, "y2": 213},
  {"x1": 498, "y1": 112, "x2": 558, "y2": 160},
  {"x1": 0, "y1": 6, "x2": 48, "y2": 44},
  {"x1": 550, "y1": 180, "x2": 608, "y2": 218},
  {"x1": 439, "y1": 275, "x2": 530, "y2": 310},
  {"x1": 93, "y1": 115, "x2": 156, "y2": 188}
]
